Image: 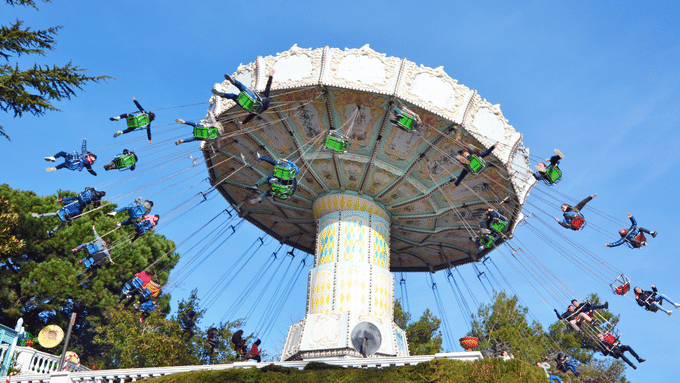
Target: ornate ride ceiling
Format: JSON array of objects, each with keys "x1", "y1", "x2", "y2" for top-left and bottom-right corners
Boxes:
[{"x1": 203, "y1": 45, "x2": 535, "y2": 272}]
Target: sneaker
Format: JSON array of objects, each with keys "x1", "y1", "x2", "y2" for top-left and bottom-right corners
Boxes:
[
  {"x1": 224, "y1": 74, "x2": 235, "y2": 84},
  {"x1": 103, "y1": 164, "x2": 111, "y2": 171},
  {"x1": 46, "y1": 167, "x2": 57, "y2": 172},
  {"x1": 175, "y1": 139, "x2": 185, "y2": 145},
  {"x1": 554, "y1": 149, "x2": 565, "y2": 159},
  {"x1": 80, "y1": 282, "x2": 87, "y2": 289},
  {"x1": 175, "y1": 118, "x2": 185, "y2": 124},
  {"x1": 115, "y1": 222, "x2": 122, "y2": 228},
  {"x1": 638, "y1": 359, "x2": 646, "y2": 363},
  {"x1": 651, "y1": 231, "x2": 658, "y2": 238},
  {"x1": 31, "y1": 213, "x2": 40, "y2": 218},
  {"x1": 247, "y1": 185, "x2": 260, "y2": 191},
  {"x1": 256, "y1": 152, "x2": 262, "y2": 160},
  {"x1": 133, "y1": 302, "x2": 140, "y2": 310},
  {"x1": 604, "y1": 302, "x2": 609, "y2": 309},
  {"x1": 47, "y1": 230, "x2": 54, "y2": 237},
  {"x1": 107, "y1": 211, "x2": 117, "y2": 217},
  {"x1": 632, "y1": 365, "x2": 637, "y2": 370},
  {"x1": 674, "y1": 303, "x2": 680, "y2": 309},
  {"x1": 249, "y1": 198, "x2": 261, "y2": 205},
  {"x1": 45, "y1": 156, "x2": 56, "y2": 162},
  {"x1": 110, "y1": 116, "x2": 120, "y2": 121},
  {"x1": 667, "y1": 310, "x2": 673, "y2": 316},
  {"x1": 113, "y1": 131, "x2": 122, "y2": 138}
]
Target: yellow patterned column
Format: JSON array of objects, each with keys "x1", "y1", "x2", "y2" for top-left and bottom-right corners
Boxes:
[{"x1": 309, "y1": 194, "x2": 393, "y2": 318}]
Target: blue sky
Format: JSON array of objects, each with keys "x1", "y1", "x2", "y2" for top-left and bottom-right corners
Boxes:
[{"x1": 2, "y1": 0, "x2": 679, "y2": 380}]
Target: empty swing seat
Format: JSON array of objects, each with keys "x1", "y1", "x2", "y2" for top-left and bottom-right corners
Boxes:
[{"x1": 324, "y1": 135, "x2": 350, "y2": 153}]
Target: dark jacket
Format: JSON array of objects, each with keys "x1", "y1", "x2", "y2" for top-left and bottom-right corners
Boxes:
[{"x1": 636, "y1": 286, "x2": 659, "y2": 312}]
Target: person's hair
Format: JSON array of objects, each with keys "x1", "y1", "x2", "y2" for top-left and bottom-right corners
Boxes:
[
  {"x1": 148, "y1": 111, "x2": 156, "y2": 121},
  {"x1": 557, "y1": 353, "x2": 564, "y2": 359},
  {"x1": 104, "y1": 238, "x2": 113, "y2": 245},
  {"x1": 254, "y1": 339, "x2": 261, "y2": 346},
  {"x1": 147, "y1": 270, "x2": 155, "y2": 276},
  {"x1": 87, "y1": 152, "x2": 97, "y2": 161},
  {"x1": 571, "y1": 299, "x2": 578, "y2": 304},
  {"x1": 148, "y1": 201, "x2": 154, "y2": 207},
  {"x1": 154, "y1": 214, "x2": 160, "y2": 220},
  {"x1": 152, "y1": 277, "x2": 160, "y2": 284},
  {"x1": 188, "y1": 310, "x2": 196, "y2": 317}
]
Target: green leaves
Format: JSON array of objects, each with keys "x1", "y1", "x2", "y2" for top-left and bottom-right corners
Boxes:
[
  {"x1": 394, "y1": 299, "x2": 443, "y2": 355},
  {"x1": 0, "y1": 0, "x2": 111, "y2": 139}
]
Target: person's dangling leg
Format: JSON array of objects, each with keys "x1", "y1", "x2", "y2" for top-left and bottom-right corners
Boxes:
[
  {"x1": 618, "y1": 345, "x2": 644, "y2": 363},
  {"x1": 638, "y1": 227, "x2": 657, "y2": 237},
  {"x1": 656, "y1": 293, "x2": 680, "y2": 308}
]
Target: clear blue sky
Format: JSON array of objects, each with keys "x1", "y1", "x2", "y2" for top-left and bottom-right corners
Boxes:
[{"x1": 2, "y1": 1, "x2": 679, "y2": 380}]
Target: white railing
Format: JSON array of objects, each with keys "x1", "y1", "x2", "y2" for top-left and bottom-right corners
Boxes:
[
  {"x1": 3, "y1": 352, "x2": 482, "y2": 382},
  {"x1": 0, "y1": 344, "x2": 89, "y2": 376}
]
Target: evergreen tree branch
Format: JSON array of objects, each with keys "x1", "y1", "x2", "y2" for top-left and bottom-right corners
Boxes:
[
  {"x1": 0, "y1": 62, "x2": 113, "y2": 117},
  {"x1": 0, "y1": 20, "x2": 60, "y2": 60}
]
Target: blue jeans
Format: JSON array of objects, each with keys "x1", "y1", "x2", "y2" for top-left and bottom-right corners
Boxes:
[
  {"x1": 653, "y1": 293, "x2": 677, "y2": 309},
  {"x1": 220, "y1": 79, "x2": 256, "y2": 101},
  {"x1": 549, "y1": 376, "x2": 562, "y2": 383},
  {"x1": 564, "y1": 364, "x2": 578, "y2": 375}
]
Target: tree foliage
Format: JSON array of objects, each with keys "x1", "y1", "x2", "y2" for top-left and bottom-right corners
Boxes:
[
  {"x1": 469, "y1": 291, "x2": 630, "y2": 383},
  {"x1": 0, "y1": 0, "x2": 112, "y2": 140},
  {"x1": 0, "y1": 184, "x2": 179, "y2": 366},
  {"x1": 94, "y1": 289, "x2": 249, "y2": 369},
  {"x1": 394, "y1": 299, "x2": 443, "y2": 355}
]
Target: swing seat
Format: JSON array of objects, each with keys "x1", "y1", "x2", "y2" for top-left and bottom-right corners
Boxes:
[
  {"x1": 479, "y1": 234, "x2": 497, "y2": 248},
  {"x1": 122, "y1": 277, "x2": 144, "y2": 295},
  {"x1": 236, "y1": 91, "x2": 263, "y2": 113},
  {"x1": 270, "y1": 183, "x2": 295, "y2": 199},
  {"x1": 193, "y1": 125, "x2": 219, "y2": 140},
  {"x1": 127, "y1": 204, "x2": 146, "y2": 219},
  {"x1": 83, "y1": 256, "x2": 95, "y2": 268},
  {"x1": 324, "y1": 134, "x2": 350, "y2": 153},
  {"x1": 466, "y1": 154, "x2": 486, "y2": 175},
  {"x1": 272, "y1": 165, "x2": 297, "y2": 180},
  {"x1": 489, "y1": 218, "x2": 507, "y2": 233},
  {"x1": 542, "y1": 165, "x2": 562, "y2": 185},
  {"x1": 65, "y1": 152, "x2": 83, "y2": 171},
  {"x1": 570, "y1": 215, "x2": 586, "y2": 230},
  {"x1": 610, "y1": 274, "x2": 631, "y2": 295},
  {"x1": 140, "y1": 287, "x2": 152, "y2": 299},
  {"x1": 78, "y1": 189, "x2": 95, "y2": 204},
  {"x1": 57, "y1": 208, "x2": 73, "y2": 222},
  {"x1": 396, "y1": 113, "x2": 417, "y2": 131},
  {"x1": 626, "y1": 232, "x2": 646, "y2": 248},
  {"x1": 114, "y1": 153, "x2": 137, "y2": 170},
  {"x1": 86, "y1": 242, "x2": 99, "y2": 255},
  {"x1": 126, "y1": 114, "x2": 150, "y2": 128},
  {"x1": 135, "y1": 219, "x2": 154, "y2": 234}
]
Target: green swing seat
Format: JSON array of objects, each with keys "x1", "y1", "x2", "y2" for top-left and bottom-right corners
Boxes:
[
  {"x1": 396, "y1": 114, "x2": 417, "y2": 131},
  {"x1": 489, "y1": 218, "x2": 507, "y2": 233},
  {"x1": 236, "y1": 91, "x2": 263, "y2": 113},
  {"x1": 324, "y1": 133, "x2": 350, "y2": 153},
  {"x1": 479, "y1": 234, "x2": 497, "y2": 248},
  {"x1": 466, "y1": 154, "x2": 486, "y2": 175},
  {"x1": 193, "y1": 125, "x2": 219, "y2": 140},
  {"x1": 544, "y1": 165, "x2": 562, "y2": 185},
  {"x1": 272, "y1": 165, "x2": 297, "y2": 181},
  {"x1": 126, "y1": 114, "x2": 150, "y2": 128},
  {"x1": 270, "y1": 183, "x2": 295, "y2": 199},
  {"x1": 114, "y1": 153, "x2": 136, "y2": 170}
]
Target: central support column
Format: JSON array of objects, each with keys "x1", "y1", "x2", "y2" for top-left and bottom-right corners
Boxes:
[{"x1": 281, "y1": 193, "x2": 409, "y2": 361}]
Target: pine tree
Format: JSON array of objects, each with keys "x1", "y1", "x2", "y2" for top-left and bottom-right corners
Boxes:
[
  {"x1": 0, "y1": 0, "x2": 112, "y2": 140},
  {"x1": 394, "y1": 299, "x2": 443, "y2": 355}
]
